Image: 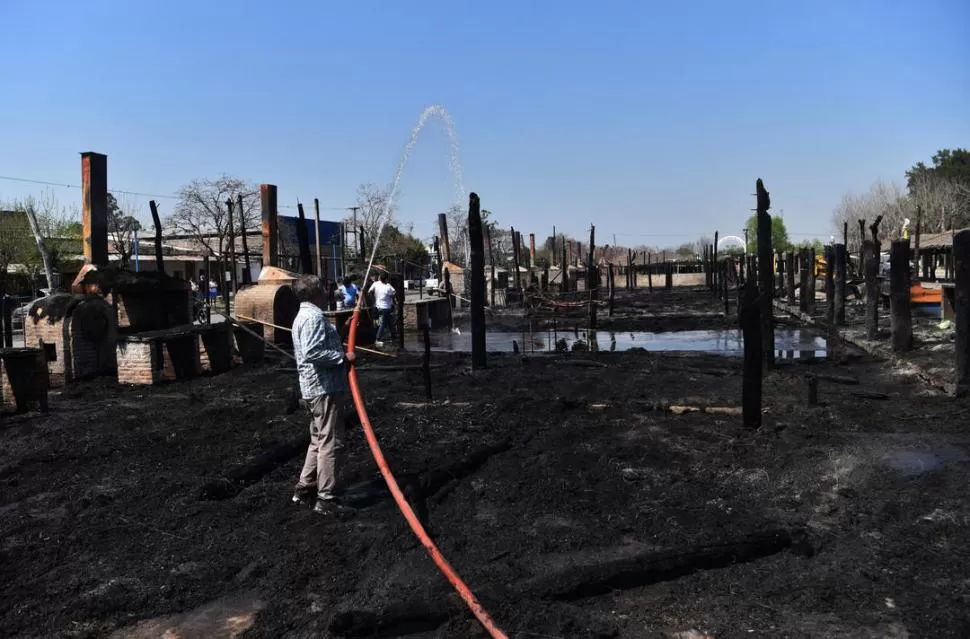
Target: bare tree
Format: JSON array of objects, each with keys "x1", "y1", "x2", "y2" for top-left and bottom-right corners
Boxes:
[
  {"x1": 352, "y1": 183, "x2": 397, "y2": 255},
  {"x1": 908, "y1": 171, "x2": 970, "y2": 232},
  {"x1": 832, "y1": 180, "x2": 913, "y2": 248},
  {"x1": 107, "y1": 192, "x2": 142, "y2": 267},
  {"x1": 0, "y1": 208, "x2": 34, "y2": 292},
  {"x1": 15, "y1": 190, "x2": 81, "y2": 291},
  {"x1": 444, "y1": 203, "x2": 470, "y2": 267},
  {"x1": 168, "y1": 175, "x2": 260, "y2": 273}
]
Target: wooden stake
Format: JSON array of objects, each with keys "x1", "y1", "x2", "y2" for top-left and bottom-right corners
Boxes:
[
  {"x1": 607, "y1": 263, "x2": 615, "y2": 317},
  {"x1": 785, "y1": 251, "x2": 796, "y2": 305}
]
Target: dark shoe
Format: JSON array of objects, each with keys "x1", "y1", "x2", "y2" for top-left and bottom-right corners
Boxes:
[
  {"x1": 313, "y1": 498, "x2": 356, "y2": 518},
  {"x1": 292, "y1": 485, "x2": 315, "y2": 505}
]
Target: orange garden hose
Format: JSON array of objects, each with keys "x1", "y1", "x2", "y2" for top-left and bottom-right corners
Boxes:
[{"x1": 346, "y1": 306, "x2": 508, "y2": 639}]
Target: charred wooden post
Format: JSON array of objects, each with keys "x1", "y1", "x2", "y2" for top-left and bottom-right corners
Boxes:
[
  {"x1": 313, "y1": 198, "x2": 323, "y2": 277},
  {"x1": 857, "y1": 219, "x2": 866, "y2": 277},
  {"x1": 295, "y1": 203, "x2": 313, "y2": 275},
  {"x1": 149, "y1": 200, "x2": 166, "y2": 273},
  {"x1": 422, "y1": 323, "x2": 433, "y2": 399},
  {"x1": 561, "y1": 236, "x2": 569, "y2": 292},
  {"x1": 722, "y1": 261, "x2": 730, "y2": 314},
  {"x1": 437, "y1": 213, "x2": 452, "y2": 263},
  {"x1": 607, "y1": 263, "x2": 615, "y2": 317},
  {"x1": 238, "y1": 194, "x2": 252, "y2": 285},
  {"x1": 511, "y1": 227, "x2": 522, "y2": 293},
  {"x1": 740, "y1": 282, "x2": 762, "y2": 428},
  {"x1": 834, "y1": 243, "x2": 847, "y2": 325},
  {"x1": 863, "y1": 240, "x2": 879, "y2": 339},
  {"x1": 713, "y1": 231, "x2": 719, "y2": 291},
  {"x1": 1, "y1": 295, "x2": 12, "y2": 348},
  {"x1": 704, "y1": 245, "x2": 711, "y2": 289},
  {"x1": 627, "y1": 249, "x2": 633, "y2": 290},
  {"x1": 824, "y1": 245, "x2": 835, "y2": 324},
  {"x1": 889, "y1": 238, "x2": 912, "y2": 353},
  {"x1": 799, "y1": 249, "x2": 810, "y2": 313},
  {"x1": 202, "y1": 255, "x2": 212, "y2": 324},
  {"x1": 647, "y1": 253, "x2": 654, "y2": 292},
  {"x1": 665, "y1": 261, "x2": 673, "y2": 291},
  {"x1": 755, "y1": 178, "x2": 773, "y2": 367},
  {"x1": 954, "y1": 230, "x2": 970, "y2": 397},
  {"x1": 805, "y1": 248, "x2": 816, "y2": 315},
  {"x1": 359, "y1": 224, "x2": 366, "y2": 260},
  {"x1": 394, "y1": 267, "x2": 405, "y2": 349},
  {"x1": 444, "y1": 267, "x2": 455, "y2": 317},
  {"x1": 468, "y1": 193, "x2": 487, "y2": 370},
  {"x1": 587, "y1": 225, "x2": 597, "y2": 332},
  {"x1": 785, "y1": 251, "x2": 796, "y2": 305},
  {"x1": 486, "y1": 225, "x2": 496, "y2": 306},
  {"x1": 914, "y1": 206, "x2": 922, "y2": 281},
  {"x1": 225, "y1": 199, "x2": 238, "y2": 292}
]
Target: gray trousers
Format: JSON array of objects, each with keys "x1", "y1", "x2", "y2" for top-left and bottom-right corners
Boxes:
[{"x1": 297, "y1": 394, "x2": 345, "y2": 500}]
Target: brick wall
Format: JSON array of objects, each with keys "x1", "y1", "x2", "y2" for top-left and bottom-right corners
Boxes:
[
  {"x1": 116, "y1": 341, "x2": 163, "y2": 385},
  {"x1": 404, "y1": 298, "x2": 451, "y2": 330}
]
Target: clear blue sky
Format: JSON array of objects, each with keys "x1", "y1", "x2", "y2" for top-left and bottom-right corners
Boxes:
[{"x1": 1, "y1": 0, "x2": 967, "y2": 247}]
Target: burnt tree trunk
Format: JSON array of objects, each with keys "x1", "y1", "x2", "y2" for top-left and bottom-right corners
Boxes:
[
  {"x1": 468, "y1": 193, "x2": 486, "y2": 370},
  {"x1": 587, "y1": 225, "x2": 597, "y2": 332},
  {"x1": 607, "y1": 263, "x2": 615, "y2": 317},
  {"x1": 824, "y1": 245, "x2": 835, "y2": 324}
]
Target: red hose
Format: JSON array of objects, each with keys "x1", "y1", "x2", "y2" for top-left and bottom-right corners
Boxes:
[{"x1": 346, "y1": 307, "x2": 508, "y2": 639}]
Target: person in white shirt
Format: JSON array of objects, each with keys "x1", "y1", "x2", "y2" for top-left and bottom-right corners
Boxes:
[{"x1": 370, "y1": 272, "x2": 397, "y2": 344}]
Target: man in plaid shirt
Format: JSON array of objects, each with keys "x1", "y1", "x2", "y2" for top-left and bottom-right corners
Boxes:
[{"x1": 290, "y1": 275, "x2": 356, "y2": 516}]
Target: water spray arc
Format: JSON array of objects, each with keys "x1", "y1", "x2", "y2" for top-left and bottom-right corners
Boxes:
[{"x1": 346, "y1": 106, "x2": 508, "y2": 639}]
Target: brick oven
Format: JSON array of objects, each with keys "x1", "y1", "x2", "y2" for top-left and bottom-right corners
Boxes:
[
  {"x1": 233, "y1": 266, "x2": 300, "y2": 345},
  {"x1": 25, "y1": 294, "x2": 117, "y2": 386}
]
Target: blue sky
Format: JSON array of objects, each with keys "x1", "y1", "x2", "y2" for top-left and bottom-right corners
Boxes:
[{"x1": 0, "y1": 0, "x2": 967, "y2": 247}]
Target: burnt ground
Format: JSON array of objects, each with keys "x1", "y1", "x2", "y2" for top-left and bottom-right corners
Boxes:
[{"x1": 3, "y1": 287, "x2": 970, "y2": 638}]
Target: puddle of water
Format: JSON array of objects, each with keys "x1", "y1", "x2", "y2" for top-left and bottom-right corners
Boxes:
[
  {"x1": 407, "y1": 328, "x2": 827, "y2": 358},
  {"x1": 109, "y1": 590, "x2": 263, "y2": 639},
  {"x1": 883, "y1": 445, "x2": 969, "y2": 477}
]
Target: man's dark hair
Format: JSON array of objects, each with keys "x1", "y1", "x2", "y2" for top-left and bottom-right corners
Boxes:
[
  {"x1": 293, "y1": 275, "x2": 323, "y2": 303},
  {"x1": 343, "y1": 277, "x2": 352, "y2": 287},
  {"x1": 379, "y1": 272, "x2": 388, "y2": 283}
]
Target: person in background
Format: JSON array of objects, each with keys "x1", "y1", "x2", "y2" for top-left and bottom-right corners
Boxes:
[
  {"x1": 290, "y1": 274, "x2": 356, "y2": 516},
  {"x1": 371, "y1": 271, "x2": 397, "y2": 345},
  {"x1": 338, "y1": 277, "x2": 359, "y2": 309}
]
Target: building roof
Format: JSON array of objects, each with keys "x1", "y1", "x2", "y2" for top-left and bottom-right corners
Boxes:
[{"x1": 918, "y1": 229, "x2": 970, "y2": 250}]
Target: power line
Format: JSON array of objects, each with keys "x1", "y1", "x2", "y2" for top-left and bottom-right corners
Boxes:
[{"x1": 0, "y1": 174, "x2": 351, "y2": 211}]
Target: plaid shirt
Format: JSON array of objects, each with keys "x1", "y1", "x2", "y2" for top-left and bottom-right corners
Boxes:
[{"x1": 291, "y1": 302, "x2": 349, "y2": 399}]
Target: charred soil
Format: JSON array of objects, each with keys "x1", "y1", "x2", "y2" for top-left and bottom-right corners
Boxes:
[{"x1": 2, "y1": 288, "x2": 970, "y2": 638}]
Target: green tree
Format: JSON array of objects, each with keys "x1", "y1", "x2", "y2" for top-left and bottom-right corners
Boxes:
[
  {"x1": 745, "y1": 214, "x2": 790, "y2": 254},
  {"x1": 906, "y1": 148, "x2": 970, "y2": 192}
]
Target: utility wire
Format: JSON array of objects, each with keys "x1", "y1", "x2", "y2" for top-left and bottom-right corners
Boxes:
[{"x1": 0, "y1": 174, "x2": 350, "y2": 211}]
